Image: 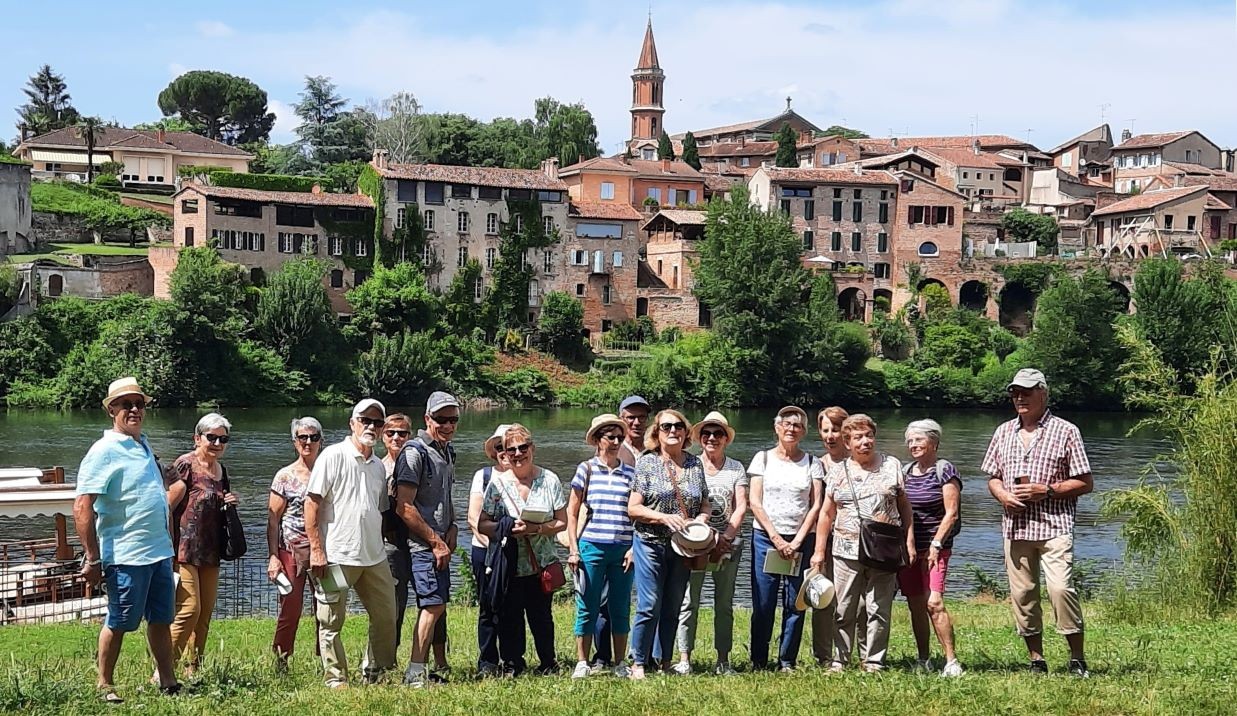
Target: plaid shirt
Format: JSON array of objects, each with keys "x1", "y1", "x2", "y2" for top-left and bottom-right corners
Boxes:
[{"x1": 981, "y1": 410, "x2": 1091, "y2": 541}]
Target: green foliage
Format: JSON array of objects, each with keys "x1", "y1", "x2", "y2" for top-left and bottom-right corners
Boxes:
[
  {"x1": 157, "y1": 70, "x2": 276, "y2": 144},
  {"x1": 532, "y1": 97, "x2": 601, "y2": 166},
  {"x1": 134, "y1": 116, "x2": 199, "y2": 133},
  {"x1": 178, "y1": 164, "x2": 232, "y2": 178},
  {"x1": 1024, "y1": 269, "x2": 1124, "y2": 407},
  {"x1": 17, "y1": 64, "x2": 78, "y2": 135},
  {"x1": 412, "y1": 98, "x2": 601, "y2": 169},
  {"x1": 293, "y1": 75, "x2": 370, "y2": 168},
  {"x1": 537, "y1": 291, "x2": 587, "y2": 363},
  {"x1": 919, "y1": 283, "x2": 951, "y2": 319},
  {"x1": 441, "y1": 259, "x2": 483, "y2": 335},
  {"x1": 97, "y1": 161, "x2": 124, "y2": 176},
  {"x1": 255, "y1": 258, "x2": 339, "y2": 372},
  {"x1": 870, "y1": 310, "x2": 913, "y2": 360},
  {"x1": 681, "y1": 131, "x2": 701, "y2": 170},
  {"x1": 209, "y1": 171, "x2": 322, "y2": 193},
  {"x1": 481, "y1": 199, "x2": 553, "y2": 333},
  {"x1": 488, "y1": 366, "x2": 555, "y2": 405},
  {"x1": 1129, "y1": 258, "x2": 1233, "y2": 393},
  {"x1": 989, "y1": 326, "x2": 1019, "y2": 362},
  {"x1": 30, "y1": 182, "x2": 169, "y2": 231},
  {"x1": 1001, "y1": 208, "x2": 1059, "y2": 252},
  {"x1": 91, "y1": 173, "x2": 121, "y2": 189},
  {"x1": 320, "y1": 160, "x2": 368, "y2": 193},
  {"x1": 994, "y1": 262, "x2": 1060, "y2": 297},
  {"x1": 821, "y1": 125, "x2": 869, "y2": 139},
  {"x1": 774, "y1": 123, "x2": 798, "y2": 167},
  {"x1": 916, "y1": 323, "x2": 986, "y2": 373},
  {"x1": 345, "y1": 262, "x2": 438, "y2": 340},
  {"x1": 657, "y1": 131, "x2": 675, "y2": 161},
  {"x1": 74, "y1": 115, "x2": 107, "y2": 183}
]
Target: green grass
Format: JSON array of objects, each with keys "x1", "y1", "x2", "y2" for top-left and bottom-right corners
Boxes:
[
  {"x1": 1, "y1": 601, "x2": 1234, "y2": 715},
  {"x1": 118, "y1": 192, "x2": 174, "y2": 206},
  {"x1": 5, "y1": 242, "x2": 151, "y2": 264}
]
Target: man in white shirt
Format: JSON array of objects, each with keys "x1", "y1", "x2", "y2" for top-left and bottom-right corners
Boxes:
[{"x1": 306, "y1": 398, "x2": 398, "y2": 688}]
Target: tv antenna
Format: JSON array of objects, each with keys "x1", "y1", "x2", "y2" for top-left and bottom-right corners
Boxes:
[{"x1": 1099, "y1": 103, "x2": 1111, "y2": 123}]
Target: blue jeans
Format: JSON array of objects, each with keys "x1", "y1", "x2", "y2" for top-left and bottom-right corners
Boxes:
[
  {"x1": 575, "y1": 540, "x2": 634, "y2": 638},
  {"x1": 629, "y1": 533, "x2": 691, "y2": 667},
  {"x1": 750, "y1": 529, "x2": 815, "y2": 669}
]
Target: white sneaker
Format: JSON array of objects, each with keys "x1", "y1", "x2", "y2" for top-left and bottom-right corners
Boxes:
[
  {"x1": 941, "y1": 660, "x2": 964, "y2": 678},
  {"x1": 671, "y1": 660, "x2": 692, "y2": 675},
  {"x1": 629, "y1": 664, "x2": 646, "y2": 680},
  {"x1": 612, "y1": 662, "x2": 631, "y2": 679},
  {"x1": 588, "y1": 661, "x2": 609, "y2": 676},
  {"x1": 714, "y1": 661, "x2": 736, "y2": 676},
  {"x1": 572, "y1": 661, "x2": 591, "y2": 679}
]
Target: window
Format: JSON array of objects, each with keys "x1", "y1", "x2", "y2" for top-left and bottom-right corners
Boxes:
[
  {"x1": 1187, "y1": 216, "x2": 1197, "y2": 231},
  {"x1": 329, "y1": 269, "x2": 343, "y2": 288},
  {"x1": 486, "y1": 247, "x2": 497, "y2": 269},
  {"x1": 184, "y1": 227, "x2": 194, "y2": 246},
  {"x1": 832, "y1": 200, "x2": 843, "y2": 221},
  {"x1": 537, "y1": 190, "x2": 563, "y2": 203},
  {"x1": 572, "y1": 250, "x2": 587, "y2": 266},
  {"x1": 352, "y1": 237, "x2": 366, "y2": 257},
  {"x1": 423, "y1": 209, "x2": 435, "y2": 230},
  {"x1": 657, "y1": 260, "x2": 663, "y2": 275},
  {"x1": 851, "y1": 232, "x2": 862, "y2": 252},
  {"x1": 397, "y1": 180, "x2": 417, "y2": 202},
  {"x1": 803, "y1": 231, "x2": 814, "y2": 251},
  {"x1": 642, "y1": 148, "x2": 655, "y2": 160},
  {"x1": 475, "y1": 277, "x2": 484, "y2": 300},
  {"x1": 236, "y1": 231, "x2": 248, "y2": 251},
  {"x1": 669, "y1": 189, "x2": 678, "y2": 206},
  {"x1": 543, "y1": 216, "x2": 554, "y2": 234},
  {"x1": 478, "y1": 186, "x2": 502, "y2": 200},
  {"x1": 251, "y1": 233, "x2": 265, "y2": 251},
  {"x1": 852, "y1": 201, "x2": 863, "y2": 222},
  {"x1": 878, "y1": 202, "x2": 889, "y2": 223},
  {"x1": 831, "y1": 231, "x2": 842, "y2": 251},
  {"x1": 278, "y1": 233, "x2": 293, "y2": 254},
  {"x1": 576, "y1": 223, "x2": 622, "y2": 238},
  {"x1": 215, "y1": 200, "x2": 262, "y2": 218},
  {"x1": 543, "y1": 250, "x2": 553, "y2": 273},
  {"x1": 329, "y1": 236, "x2": 344, "y2": 256},
  {"x1": 181, "y1": 199, "x2": 198, "y2": 214},
  {"x1": 962, "y1": 171, "x2": 969, "y2": 179},
  {"x1": 276, "y1": 205, "x2": 315, "y2": 227},
  {"x1": 918, "y1": 241, "x2": 939, "y2": 257},
  {"x1": 458, "y1": 246, "x2": 468, "y2": 267},
  {"x1": 804, "y1": 199, "x2": 815, "y2": 221},
  {"x1": 877, "y1": 232, "x2": 888, "y2": 252},
  {"x1": 354, "y1": 270, "x2": 370, "y2": 286},
  {"x1": 1164, "y1": 215, "x2": 1174, "y2": 230},
  {"x1": 780, "y1": 199, "x2": 792, "y2": 215},
  {"x1": 911, "y1": 206, "x2": 925, "y2": 224},
  {"x1": 515, "y1": 214, "x2": 524, "y2": 232},
  {"x1": 648, "y1": 188, "x2": 661, "y2": 203},
  {"x1": 612, "y1": 251, "x2": 623, "y2": 268},
  {"x1": 1185, "y1": 149, "x2": 1195, "y2": 163},
  {"x1": 601, "y1": 182, "x2": 615, "y2": 200},
  {"x1": 602, "y1": 285, "x2": 612, "y2": 305},
  {"x1": 988, "y1": 173, "x2": 994, "y2": 181},
  {"x1": 424, "y1": 182, "x2": 445, "y2": 204},
  {"x1": 458, "y1": 211, "x2": 469, "y2": 232},
  {"x1": 880, "y1": 190, "x2": 888, "y2": 200},
  {"x1": 396, "y1": 207, "x2": 406, "y2": 229},
  {"x1": 740, "y1": 157, "x2": 750, "y2": 167},
  {"x1": 576, "y1": 283, "x2": 585, "y2": 296},
  {"x1": 451, "y1": 184, "x2": 472, "y2": 199},
  {"x1": 1061, "y1": 153, "x2": 1072, "y2": 168},
  {"x1": 333, "y1": 208, "x2": 364, "y2": 222},
  {"x1": 874, "y1": 263, "x2": 891, "y2": 279},
  {"x1": 833, "y1": 188, "x2": 842, "y2": 198},
  {"x1": 422, "y1": 244, "x2": 436, "y2": 265},
  {"x1": 486, "y1": 213, "x2": 498, "y2": 234},
  {"x1": 672, "y1": 266, "x2": 679, "y2": 288}
]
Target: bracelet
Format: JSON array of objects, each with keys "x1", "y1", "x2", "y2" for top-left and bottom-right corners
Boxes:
[
  {"x1": 85, "y1": 558, "x2": 103, "y2": 567},
  {"x1": 930, "y1": 540, "x2": 943, "y2": 549}
]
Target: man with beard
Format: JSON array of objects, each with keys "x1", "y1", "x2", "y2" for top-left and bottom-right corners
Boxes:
[{"x1": 306, "y1": 398, "x2": 398, "y2": 688}]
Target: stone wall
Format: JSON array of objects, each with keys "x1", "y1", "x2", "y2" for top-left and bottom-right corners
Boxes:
[
  {"x1": 29, "y1": 256, "x2": 153, "y2": 300},
  {"x1": 149, "y1": 245, "x2": 179, "y2": 299}
]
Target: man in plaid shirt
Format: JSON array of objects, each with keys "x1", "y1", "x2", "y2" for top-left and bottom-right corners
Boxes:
[{"x1": 982, "y1": 368, "x2": 1093, "y2": 678}]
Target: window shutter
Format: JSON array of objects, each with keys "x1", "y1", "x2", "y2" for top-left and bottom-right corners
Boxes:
[{"x1": 947, "y1": 207, "x2": 955, "y2": 226}]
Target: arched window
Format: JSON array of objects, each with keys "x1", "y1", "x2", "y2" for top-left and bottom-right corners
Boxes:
[
  {"x1": 47, "y1": 273, "x2": 63, "y2": 297},
  {"x1": 329, "y1": 269, "x2": 343, "y2": 288},
  {"x1": 917, "y1": 241, "x2": 939, "y2": 257}
]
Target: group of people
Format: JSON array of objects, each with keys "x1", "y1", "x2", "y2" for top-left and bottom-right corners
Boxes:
[{"x1": 72, "y1": 366, "x2": 1094, "y2": 701}]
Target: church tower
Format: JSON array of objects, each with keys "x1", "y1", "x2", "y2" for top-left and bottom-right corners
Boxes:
[{"x1": 628, "y1": 19, "x2": 665, "y2": 158}]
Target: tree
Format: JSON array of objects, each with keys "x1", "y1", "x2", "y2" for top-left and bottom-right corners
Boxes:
[
  {"x1": 134, "y1": 117, "x2": 198, "y2": 133},
  {"x1": 1130, "y1": 258, "x2": 1232, "y2": 392},
  {"x1": 255, "y1": 258, "x2": 337, "y2": 371},
  {"x1": 293, "y1": 76, "x2": 369, "y2": 168},
  {"x1": 916, "y1": 323, "x2": 986, "y2": 373},
  {"x1": 537, "y1": 291, "x2": 587, "y2": 363},
  {"x1": 822, "y1": 125, "x2": 869, "y2": 139},
  {"x1": 1024, "y1": 269, "x2": 1124, "y2": 407},
  {"x1": 157, "y1": 71, "x2": 276, "y2": 144},
  {"x1": 362, "y1": 91, "x2": 425, "y2": 164},
  {"x1": 344, "y1": 262, "x2": 439, "y2": 340},
  {"x1": 532, "y1": 97, "x2": 600, "y2": 165},
  {"x1": 441, "y1": 258, "x2": 483, "y2": 336},
  {"x1": 1001, "y1": 208, "x2": 1059, "y2": 253},
  {"x1": 775, "y1": 123, "x2": 798, "y2": 167},
  {"x1": 681, "y1": 131, "x2": 701, "y2": 170},
  {"x1": 657, "y1": 130, "x2": 675, "y2": 160},
  {"x1": 420, "y1": 113, "x2": 484, "y2": 166},
  {"x1": 16, "y1": 64, "x2": 78, "y2": 135},
  {"x1": 74, "y1": 116, "x2": 107, "y2": 184}
]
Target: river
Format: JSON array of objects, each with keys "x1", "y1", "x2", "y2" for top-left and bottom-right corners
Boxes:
[{"x1": 0, "y1": 406, "x2": 1169, "y2": 611}]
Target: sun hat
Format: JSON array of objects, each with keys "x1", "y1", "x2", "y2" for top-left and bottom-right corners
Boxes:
[
  {"x1": 426, "y1": 391, "x2": 461, "y2": 416},
  {"x1": 1007, "y1": 368, "x2": 1047, "y2": 391},
  {"x1": 102, "y1": 376, "x2": 154, "y2": 410},
  {"x1": 776, "y1": 405, "x2": 808, "y2": 424},
  {"x1": 671, "y1": 522, "x2": 716, "y2": 557},
  {"x1": 690, "y1": 411, "x2": 735, "y2": 443},
  {"x1": 795, "y1": 566, "x2": 837, "y2": 611},
  {"x1": 484, "y1": 424, "x2": 512, "y2": 461},
  {"x1": 618, "y1": 395, "x2": 650, "y2": 413},
  {"x1": 351, "y1": 398, "x2": 386, "y2": 419},
  {"x1": 585, "y1": 414, "x2": 628, "y2": 446}
]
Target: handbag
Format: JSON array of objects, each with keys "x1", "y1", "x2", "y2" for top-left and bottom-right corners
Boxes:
[
  {"x1": 842, "y1": 461, "x2": 906, "y2": 572},
  {"x1": 219, "y1": 467, "x2": 248, "y2": 561},
  {"x1": 524, "y1": 537, "x2": 566, "y2": 595}
]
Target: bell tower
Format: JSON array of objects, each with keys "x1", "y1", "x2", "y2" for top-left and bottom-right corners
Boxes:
[{"x1": 629, "y1": 19, "x2": 665, "y2": 156}]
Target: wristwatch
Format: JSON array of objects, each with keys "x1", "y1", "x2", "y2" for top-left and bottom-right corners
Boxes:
[
  {"x1": 1046, "y1": 484, "x2": 1057, "y2": 499},
  {"x1": 930, "y1": 540, "x2": 943, "y2": 549}
]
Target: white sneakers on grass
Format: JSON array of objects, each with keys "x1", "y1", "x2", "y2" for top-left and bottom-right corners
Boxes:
[
  {"x1": 941, "y1": 660, "x2": 964, "y2": 677},
  {"x1": 671, "y1": 661, "x2": 692, "y2": 675},
  {"x1": 572, "y1": 661, "x2": 592, "y2": 679}
]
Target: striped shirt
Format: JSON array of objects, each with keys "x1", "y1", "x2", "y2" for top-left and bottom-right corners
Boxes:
[
  {"x1": 572, "y1": 457, "x2": 636, "y2": 545},
  {"x1": 903, "y1": 460, "x2": 961, "y2": 550},
  {"x1": 981, "y1": 410, "x2": 1092, "y2": 541}
]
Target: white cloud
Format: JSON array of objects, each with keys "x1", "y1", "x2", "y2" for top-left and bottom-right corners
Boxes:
[
  {"x1": 196, "y1": 20, "x2": 234, "y2": 38},
  {"x1": 268, "y1": 99, "x2": 299, "y2": 144},
  {"x1": 167, "y1": 2, "x2": 1237, "y2": 152}
]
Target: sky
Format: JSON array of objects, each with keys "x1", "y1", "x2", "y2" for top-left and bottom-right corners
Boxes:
[{"x1": 3, "y1": 0, "x2": 1236, "y2": 153}]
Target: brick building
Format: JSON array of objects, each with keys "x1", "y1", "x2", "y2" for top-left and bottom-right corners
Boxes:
[
  {"x1": 628, "y1": 20, "x2": 665, "y2": 159},
  {"x1": 638, "y1": 209, "x2": 708, "y2": 331},
  {"x1": 561, "y1": 200, "x2": 643, "y2": 338},
  {"x1": 559, "y1": 156, "x2": 705, "y2": 211}
]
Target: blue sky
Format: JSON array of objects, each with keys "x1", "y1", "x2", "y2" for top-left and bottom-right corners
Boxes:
[{"x1": 3, "y1": 0, "x2": 1235, "y2": 152}]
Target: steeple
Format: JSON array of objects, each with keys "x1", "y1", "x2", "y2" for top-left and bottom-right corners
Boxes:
[
  {"x1": 629, "y1": 19, "x2": 666, "y2": 154},
  {"x1": 637, "y1": 18, "x2": 660, "y2": 70}
]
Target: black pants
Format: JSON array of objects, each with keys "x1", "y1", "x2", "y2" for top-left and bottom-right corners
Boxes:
[
  {"x1": 593, "y1": 588, "x2": 613, "y2": 664},
  {"x1": 498, "y1": 574, "x2": 557, "y2": 675},
  {"x1": 471, "y1": 545, "x2": 500, "y2": 667}
]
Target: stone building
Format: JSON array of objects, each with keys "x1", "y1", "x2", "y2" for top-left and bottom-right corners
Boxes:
[
  {"x1": 560, "y1": 200, "x2": 643, "y2": 338},
  {"x1": 1088, "y1": 185, "x2": 1230, "y2": 258},
  {"x1": 22, "y1": 256, "x2": 153, "y2": 300},
  {"x1": 1110, "y1": 130, "x2": 1223, "y2": 194},
  {"x1": 638, "y1": 209, "x2": 708, "y2": 332},
  {"x1": 1047, "y1": 124, "x2": 1113, "y2": 186},
  {"x1": 0, "y1": 161, "x2": 33, "y2": 256}
]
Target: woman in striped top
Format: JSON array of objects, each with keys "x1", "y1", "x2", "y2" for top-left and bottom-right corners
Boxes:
[{"x1": 566, "y1": 414, "x2": 637, "y2": 679}]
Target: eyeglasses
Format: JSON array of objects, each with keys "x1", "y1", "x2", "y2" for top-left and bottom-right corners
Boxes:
[
  {"x1": 621, "y1": 414, "x2": 647, "y2": 423},
  {"x1": 503, "y1": 442, "x2": 533, "y2": 455},
  {"x1": 779, "y1": 422, "x2": 805, "y2": 431},
  {"x1": 659, "y1": 421, "x2": 686, "y2": 432},
  {"x1": 294, "y1": 433, "x2": 321, "y2": 443},
  {"x1": 431, "y1": 415, "x2": 461, "y2": 425},
  {"x1": 599, "y1": 433, "x2": 624, "y2": 443},
  {"x1": 700, "y1": 428, "x2": 728, "y2": 440},
  {"x1": 356, "y1": 417, "x2": 384, "y2": 428},
  {"x1": 384, "y1": 429, "x2": 411, "y2": 438},
  {"x1": 114, "y1": 399, "x2": 146, "y2": 412},
  {"x1": 202, "y1": 434, "x2": 230, "y2": 445}
]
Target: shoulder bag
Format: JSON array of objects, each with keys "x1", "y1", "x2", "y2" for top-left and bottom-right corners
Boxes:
[
  {"x1": 557, "y1": 462, "x2": 594, "y2": 549},
  {"x1": 219, "y1": 466, "x2": 248, "y2": 561},
  {"x1": 670, "y1": 459, "x2": 712, "y2": 571},
  {"x1": 842, "y1": 460, "x2": 905, "y2": 572},
  {"x1": 500, "y1": 472, "x2": 566, "y2": 595}
]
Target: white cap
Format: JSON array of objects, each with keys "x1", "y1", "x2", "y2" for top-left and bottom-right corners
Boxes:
[{"x1": 351, "y1": 398, "x2": 386, "y2": 419}]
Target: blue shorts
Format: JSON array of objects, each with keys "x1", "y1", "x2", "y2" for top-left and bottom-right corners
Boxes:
[
  {"x1": 104, "y1": 558, "x2": 175, "y2": 632},
  {"x1": 410, "y1": 549, "x2": 450, "y2": 607}
]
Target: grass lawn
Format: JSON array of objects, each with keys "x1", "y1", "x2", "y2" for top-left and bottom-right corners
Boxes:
[
  {"x1": 5, "y1": 242, "x2": 150, "y2": 264},
  {"x1": 1, "y1": 600, "x2": 1234, "y2": 715},
  {"x1": 118, "y1": 192, "x2": 174, "y2": 206}
]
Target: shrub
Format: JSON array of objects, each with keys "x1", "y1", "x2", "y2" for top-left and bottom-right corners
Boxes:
[
  {"x1": 209, "y1": 171, "x2": 323, "y2": 193},
  {"x1": 489, "y1": 366, "x2": 555, "y2": 405},
  {"x1": 91, "y1": 173, "x2": 121, "y2": 189}
]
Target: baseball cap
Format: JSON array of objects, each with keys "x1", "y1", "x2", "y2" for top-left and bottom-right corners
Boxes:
[
  {"x1": 777, "y1": 405, "x2": 808, "y2": 424},
  {"x1": 1007, "y1": 368, "x2": 1047, "y2": 391},
  {"x1": 618, "y1": 395, "x2": 650, "y2": 413},
  {"x1": 351, "y1": 398, "x2": 386, "y2": 419},
  {"x1": 426, "y1": 391, "x2": 461, "y2": 416}
]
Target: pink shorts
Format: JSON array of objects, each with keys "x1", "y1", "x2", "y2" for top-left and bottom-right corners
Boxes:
[{"x1": 896, "y1": 549, "x2": 951, "y2": 598}]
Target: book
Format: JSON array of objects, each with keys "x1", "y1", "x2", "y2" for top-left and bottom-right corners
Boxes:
[
  {"x1": 317, "y1": 563, "x2": 350, "y2": 593},
  {"x1": 762, "y1": 550, "x2": 802, "y2": 577},
  {"x1": 520, "y1": 506, "x2": 553, "y2": 524}
]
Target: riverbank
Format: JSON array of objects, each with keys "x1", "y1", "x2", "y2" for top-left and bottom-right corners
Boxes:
[{"x1": 3, "y1": 601, "x2": 1234, "y2": 715}]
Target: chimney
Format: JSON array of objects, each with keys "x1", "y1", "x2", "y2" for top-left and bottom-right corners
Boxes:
[
  {"x1": 852, "y1": 163, "x2": 862, "y2": 176},
  {"x1": 972, "y1": 138, "x2": 981, "y2": 155},
  {"x1": 543, "y1": 156, "x2": 560, "y2": 180},
  {"x1": 798, "y1": 130, "x2": 811, "y2": 144},
  {"x1": 577, "y1": 153, "x2": 584, "y2": 164},
  {"x1": 157, "y1": 128, "x2": 166, "y2": 144},
  {"x1": 311, "y1": 183, "x2": 323, "y2": 194},
  {"x1": 1121, "y1": 128, "x2": 1132, "y2": 143},
  {"x1": 662, "y1": 157, "x2": 671, "y2": 172},
  {"x1": 891, "y1": 137, "x2": 899, "y2": 149},
  {"x1": 372, "y1": 149, "x2": 389, "y2": 171},
  {"x1": 739, "y1": 135, "x2": 746, "y2": 147}
]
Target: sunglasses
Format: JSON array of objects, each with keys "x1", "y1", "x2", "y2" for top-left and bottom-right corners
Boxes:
[
  {"x1": 431, "y1": 415, "x2": 461, "y2": 425},
  {"x1": 202, "y1": 433, "x2": 230, "y2": 445},
  {"x1": 659, "y1": 421, "x2": 686, "y2": 432},
  {"x1": 295, "y1": 433, "x2": 321, "y2": 443},
  {"x1": 356, "y1": 416, "x2": 384, "y2": 428},
  {"x1": 599, "y1": 433, "x2": 624, "y2": 443},
  {"x1": 113, "y1": 399, "x2": 146, "y2": 412},
  {"x1": 384, "y1": 429, "x2": 411, "y2": 438},
  {"x1": 503, "y1": 442, "x2": 533, "y2": 455},
  {"x1": 700, "y1": 428, "x2": 728, "y2": 440}
]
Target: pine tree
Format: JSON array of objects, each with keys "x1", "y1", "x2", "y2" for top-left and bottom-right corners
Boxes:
[
  {"x1": 775, "y1": 123, "x2": 798, "y2": 167},
  {"x1": 17, "y1": 64, "x2": 79, "y2": 135},
  {"x1": 657, "y1": 130, "x2": 675, "y2": 160},
  {"x1": 681, "y1": 131, "x2": 701, "y2": 170}
]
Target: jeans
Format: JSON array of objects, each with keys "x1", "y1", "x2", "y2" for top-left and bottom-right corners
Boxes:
[
  {"x1": 750, "y1": 529, "x2": 815, "y2": 669},
  {"x1": 471, "y1": 545, "x2": 499, "y2": 667},
  {"x1": 498, "y1": 574, "x2": 557, "y2": 675},
  {"x1": 575, "y1": 541, "x2": 634, "y2": 639},
  {"x1": 676, "y1": 543, "x2": 741, "y2": 658},
  {"x1": 629, "y1": 533, "x2": 692, "y2": 667}
]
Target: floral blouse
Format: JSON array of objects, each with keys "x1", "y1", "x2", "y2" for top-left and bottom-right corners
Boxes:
[
  {"x1": 825, "y1": 454, "x2": 905, "y2": 561},
  {"x1": 167, "y1": 452, "x2": 227, "y2": 566},
  {"x1": 270, "y1": 466, "x2": 310, "y2": 548},
  {"x1": 631, "y1": 452, "x2": 709, "y2": 545},
  {"x1": 482, "y1": 469, "x2": 566, "y2": 577}
]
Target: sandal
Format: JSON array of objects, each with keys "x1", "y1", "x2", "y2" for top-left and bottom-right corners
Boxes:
[{"x1": 98, "y1": 687, "x2": 124, "y2": 705}]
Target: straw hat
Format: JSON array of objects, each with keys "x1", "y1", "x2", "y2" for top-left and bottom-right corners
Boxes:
[
  {"x1": 690, "y1": 411, "x2": 735, "y2": 443},
  {"x1": 102, "y1": 376, "x2": 153, "y2": 410},
  {"x1": 670, "y1": 522, "x2": 716, "y2": 557},
  {"x1": 795, "y1": 566, "x2": 837, "y2": 611},
  {"x1": 483, "y1": 424, "x2": 512, "y2": 461},
  {"x1": 585, "y1": 413, "x2": 628, "y2": 447}
]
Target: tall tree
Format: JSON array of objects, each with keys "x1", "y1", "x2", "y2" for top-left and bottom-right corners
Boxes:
[
  {"x1": 532, "y1": 97, "x2": 600, "y2": 165},
  {"x1": 255, "y1": 258, "x2": 338, "y2": 372},
  {"x1": 1001, "y1": 208, "x2": 1059, "y2": 253},
  {"x1": 134, "y1": 117, "x2": 198, "y2": 133},
  {"x1": 681, "y1": 131, "x2": 701, "y2": 170},
  {"x1": 16, "y1": 64, "x2": 79, "y2": 135},
  {"x1": 1131, "y1": 258, "x2": 1233, "y2": 392},
  {"x1": 157, "y1": 71, "x2": 275, "y2": 144},
  {"x1": 292, "y1": 75, "x2": 367, "y2": 167},
  {"x1": 657, "y1": 130, "x2": 675, "y2": 160},
  {"x1": 775, "y1": 123, "x2": 798, "y2": 167},
  {"x1": 75, "y1": 116, "x2": 106, "y2": 184},
  {"x1": 361, "y1": 91, "x2": 425, "y2": 164},
  {"x1": 1024, "y1": 269, "x2": 1124, "y2": 407}
]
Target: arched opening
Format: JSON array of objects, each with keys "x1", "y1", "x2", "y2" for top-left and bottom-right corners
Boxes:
[
  {"x1": 873, "y1": 288, "x2": 893, "y2": 315},
  {"x1": 959, "y1": 280, "x2": 988, "y2": 312},
  {"x1": 918, "y1": 241, "x2": 940, "y2": 257},
  {"x1": 837, "y1": 287, "x2": 867, "y2": 322},
  {"x1": 47, "y1": 273, "x2": 63, "y2": 297},
  {"x1": 999, "y1": 282, "x2": 1037, "y2": 336},
  {"x1": 1003, "y1": 168, "x2": 1022, "y2": 182},
  {"x1": 1109, "y1": 281, "x2": 1131, "y2": 313},
  {"x1": 636, "y1": 297, "x2": 649, "y2": 317},
  {"x1": 917, "y1": 278, "x2": 948, "y2": 294}
]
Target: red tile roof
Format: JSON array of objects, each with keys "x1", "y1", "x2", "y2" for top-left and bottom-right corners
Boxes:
[
  {"x1": 179, "y1": 184, "x2": 374, "y2": 208},
  {"x1": 20, "y1": 126, "x2": 251, "y2": 157},
  {"x1": 673, "y1": 109, "x2": 821, "y2": 141},
  {"x1": 1184, "y1": 175, "x2": 1237, "y2": 193},
  {"x1": 1113, "y1": 131, "x2": 1195, "y2": 150},
  {"x1": 1048, "y1": 124, "x2": 1112, "y2": 154},
  {"x1": 703, "y1": 174, "x2": 736, "y2": 192},
  {"x1": 762, "y1": 167, "x2": 898, "y2": 186},
  {"x1": 1205, "y1": 194, "x2": 1232, "y2": 211},
  {"x1": 1091, "y1": 186, "x2": 1209, "y2": 217},
  {"x1": 569, "y1": 201, "x2": 643, "y2": 221},
  {"x1": 376, "y1": 162, "x2": 567, "y2": 190},
  {"x1": 637, "y1": 19, "x2": 660, "y2": 69},
  {"x1": 697, "y1": 141, "x2": 777, "y2": 158},
  {"x1": 918, "y1": 147, "x2": 1024, "y2": 169},
  {"x1": 560, "y1": 156, "x2": 639, "y2": 175},
  {"x1": 626, "y1": 158, "x2": 705, "y2": 179},
  {"x1": 858, "y1": 134, "x2": 1034, "y2": 155}
]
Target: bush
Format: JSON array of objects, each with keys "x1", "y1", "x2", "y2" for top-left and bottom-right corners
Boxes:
[
  {"x1": 91, "y1": 173, "x2": 121, "y2": 189},
  {"x1": 209, "y1": 171, "x2": 323, "y2": 193},
  {"x1": 489, "y1": 366, "x2": 555, "y2": 405}
]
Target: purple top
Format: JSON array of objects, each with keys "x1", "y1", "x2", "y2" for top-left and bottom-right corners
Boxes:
[{"x1": 903, "y1": 460, "x2": 961, "y2": 551}]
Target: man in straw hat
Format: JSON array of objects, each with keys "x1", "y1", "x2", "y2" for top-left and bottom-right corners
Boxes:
[
  {"x1": 73, "y1": 377, "x2": 179, "y2": 704},
  {"x1": 982, "y1": 368, "x2": 1093, "y2": 678}
]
